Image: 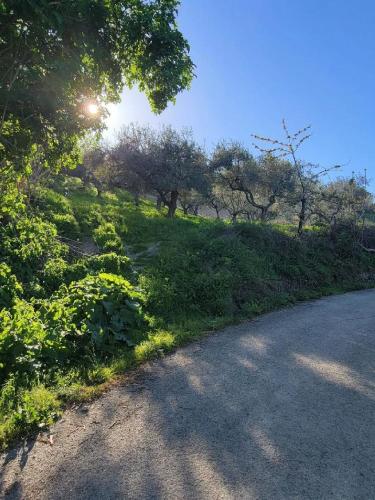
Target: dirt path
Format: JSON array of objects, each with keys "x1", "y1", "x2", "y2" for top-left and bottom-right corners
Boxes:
[{"x1": 2, "y1": 289, "x2": 375, "y2": 499}]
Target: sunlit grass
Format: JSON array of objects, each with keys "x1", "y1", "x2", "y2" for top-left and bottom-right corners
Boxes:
[{"x1": 1, "y1": 181, "x2": 374, "y2": 450}]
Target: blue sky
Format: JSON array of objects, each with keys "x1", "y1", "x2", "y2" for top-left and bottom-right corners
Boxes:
[{"x1": 105, "y1": 0, "x2": 375, "y2": 191}]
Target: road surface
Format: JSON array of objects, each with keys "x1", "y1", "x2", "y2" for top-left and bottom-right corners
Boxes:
[{"x1": 1, "y1": 289, "x2": 375, "y2": 499}]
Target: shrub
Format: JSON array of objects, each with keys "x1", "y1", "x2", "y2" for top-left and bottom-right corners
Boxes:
[
  {"x1": 0, "y1": 216, "x2": 68, "y2": 289},
  {"x1": 0, "y1": 299, "x2": 72, "y2": 382},
  {"x1": 0, "y1": 300, "x2": 79, "y2": 379},
  {"x1": 33, "y1": 188, "x2": 72, "y2": 216},
  {"x1": 93, "y1": 222, "x2": 124, "y2": 253},
  {"x1": 104, "y1": 205, "x2": 128, "y2": 235},
  {"x1": 51, "y1": 213, "x2": 80, "y2": 239},
  {"x1": 43, "y1": 257, "x2": 69, "y2": 291},
  {"x1": 0, "y1": 263, "x2": 23, "y2": 310},
  {"x1": 17, "y1": 386, "x2": 61, "y2": 429},
  {"x1": 73, "y1": 203, "x2": 104, "y2": 233},
  {"x1": 86, "y1": 253, "x2": 131, "y2": 275},
  {"x1": 0, "y1": 272, "x2": 146, "y2": 384},
  {"x1": 56, "y1": 273, "x2": 147, "y2": 353},
  {"x1": 42, "y1": 254, "x2": 132, "y2": 292},
  {"x1": 0, "y1": 176, "x2": 25, "y2": 223},
  {"x1": 101, "y1": 192, "x2": 118, "y2": 203}
]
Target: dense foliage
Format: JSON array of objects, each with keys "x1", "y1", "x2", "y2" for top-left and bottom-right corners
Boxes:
[
  {"x1": 0, "y1": 0, "x2": 194, "y2": 223},
  {"x1": 0, "y1": 0, "x2": 193, "y2": 170}
]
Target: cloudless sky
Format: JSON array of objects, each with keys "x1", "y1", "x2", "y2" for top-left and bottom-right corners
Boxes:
[{"x1": 105, "y1": 0, "x2": 375, "y2": 191}]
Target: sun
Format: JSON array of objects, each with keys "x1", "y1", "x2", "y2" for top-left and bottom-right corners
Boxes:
[{"x1": 86, "y1": 102, "x2": 99, "y2": 115}]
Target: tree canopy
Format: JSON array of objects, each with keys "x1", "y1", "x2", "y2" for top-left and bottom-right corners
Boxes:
[
  {"x1": 110, "y1": 124, "x2": 207, "y2": 216},
  {"x1": 0, "y1": 0, "x2": 194, "y2": 174}
]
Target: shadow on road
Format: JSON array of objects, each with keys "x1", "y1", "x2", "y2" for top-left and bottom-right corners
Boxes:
[{"x1": 2, "y1": 289, "x2": 375, "y2": 499}]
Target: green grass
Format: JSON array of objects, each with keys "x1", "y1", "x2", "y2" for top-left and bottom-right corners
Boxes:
[{"x1": 1, "y1": 180, "x2": 374, "y2": 450}]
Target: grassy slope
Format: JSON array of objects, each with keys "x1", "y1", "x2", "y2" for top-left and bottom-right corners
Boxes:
[
  {"x1": 1, "y1": 182, "x2": 374, "y2": 449},
  {"x1": 66, "y1": 184, "x2": 375, "y2": 372}
]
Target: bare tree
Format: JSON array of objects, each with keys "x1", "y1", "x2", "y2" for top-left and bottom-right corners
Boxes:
[{"x1": 252, "y1": 120, "x2": 340, "y2": 234}]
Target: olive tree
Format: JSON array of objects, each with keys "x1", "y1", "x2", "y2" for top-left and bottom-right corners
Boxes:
[
  {"x1": 211, "y1": 141, "x2": 294, "y2": 221},
  {"x1": 252, "y1": 120, "x2": 340, "y2": 233},
  {"x1": 212, "y1": 183, "x2": 247, "y2": 223},
  {"x1": 110, "y1": 125, "x2": 206, "y2": 217},
  {"x1": 312, "y1": 177, "x2": 372, "y2": 241}
]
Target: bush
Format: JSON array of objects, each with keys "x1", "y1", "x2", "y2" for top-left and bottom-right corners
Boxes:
[
  {"x1": 0, "y1": 300, "x2": 61, "y2": 380},
  {"x1": 0, "y1": 216, "x2": 68, "y2": 290},
  {"x1": 86, "y1": 253, "x2": 131, "y2": 276},
  {"x1": 0, "y1": 299, "x2": 72, "y2": 382},
  {"x1": 51, "y1": 213, "x2": 80, "y2": 239},
  {"x1": 43, "y1": 257, "x2": 69, "y2": 291},
  {"x1": 33, "y1": 188, "x2": 72, "y2": 216},
  {"x1": 56, "y1": 273, "x2": 147, "y2": 353},
  {"x1": 0, "y1": 175, "x2": 25, "y2": 223},
  {"x1": 73, "y1": 203, "x2": 104, "y2": 233},
  {"x1": 104, "y1": 205, "x2": 128, "y2": 235},
  {"x1": 17, "y1": 386, "x2": 61, "y2": 429},
  {"x1": 93, "y1": 222, "x2": 124, "y2": 253},
  {"x1": 0, "y1": 272, "x2": 146, "y2": 385},
  {"x1": 42, "y1": 253, "x2": 132, "y2": 293},
  {"x1": 32, "y1": 188, "x2": 80, "y2": 239},
  {"x1": 0, "y1": 263, "x2": 23, "y2": 310}
]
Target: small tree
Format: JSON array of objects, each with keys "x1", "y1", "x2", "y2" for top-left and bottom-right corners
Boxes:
[
  {"x1": 252, "y1": 120, "x2": 340, "y2": 233},
  {"x1": 211, "y1": 141, "x2": 294, "y2": 221},
  {"x1": 152, "y1": 127, "x2": 207, "y2": 217},
  {"x1": 110, "y1": 125, "x2": 151, "y2": 205},
  {"x1": 110, "y1": 125, "x2": 207, "y2": 217},
  {"x1": 312, "y1": 177, "x2": 372, "y2": 242},
  {"x1": 80, "y1": 144, "x2": 109, "y2": 197},
  {"x1": 212, "y1": 183, "x2": 247, "y2": 223},
  {"x1": 205, "y1": 190, "x2": 226, "y2": 219},
  {"x1": 179, "y1": 189, "x2": 207, "y2": 215}
]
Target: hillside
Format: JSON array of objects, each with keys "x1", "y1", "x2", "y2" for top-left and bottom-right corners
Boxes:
[{"x1": 1, "y1": 177, "x2": 374, "y2": 449}]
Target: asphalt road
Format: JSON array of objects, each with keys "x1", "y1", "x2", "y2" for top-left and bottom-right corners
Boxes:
[{"x1": 1, "y1": 289, "x2": 375, "y2": 499}]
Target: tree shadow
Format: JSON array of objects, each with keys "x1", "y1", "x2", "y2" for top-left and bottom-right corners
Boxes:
[{"x1": 2, "y1": 290, "x2": 375, "y2": 499}]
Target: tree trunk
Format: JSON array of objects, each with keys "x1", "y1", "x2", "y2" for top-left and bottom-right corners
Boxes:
[
  {"x1": 133, "y1": 193, "x2": 140, "y2": 206},
  {"x1": 297, "y1": 196, "x2": 306, "y2": 235},
  {"x1": 330, "y1": 217, "x2": 337, "y2": 243},
  {"x1": 156, "y1": 195, "x2": 162, "y2": 210},
  {"x1": 167, "y1": 190, "x2": 178, "y2": 217},
  {"x1": 260, "y1": 207, "x2": 267, "y2": 222}
]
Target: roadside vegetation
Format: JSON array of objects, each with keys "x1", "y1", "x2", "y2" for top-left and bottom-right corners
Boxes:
[
  {"x1": 1, "y1": 176, "x2": 374, "y2": 449},
  {"x1": 1, "y1": 0, "x2": 374, "y2": 450}
]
